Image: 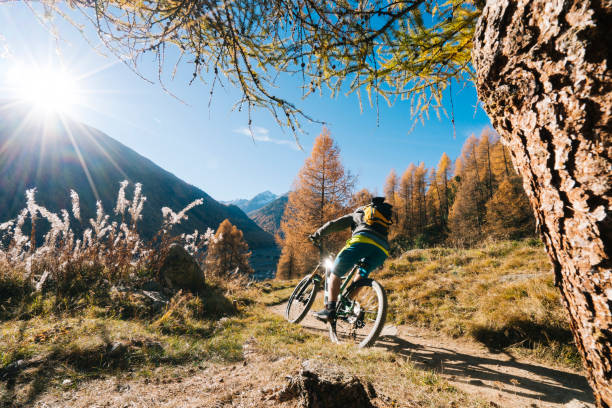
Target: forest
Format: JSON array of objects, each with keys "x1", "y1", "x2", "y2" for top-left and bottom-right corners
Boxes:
[{"x1": 276, "y1": 127, "x2": 535, "y2": 279}]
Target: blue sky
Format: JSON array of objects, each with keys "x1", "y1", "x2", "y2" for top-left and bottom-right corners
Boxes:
[{"x1": 0, "y1": 3, "x2": 492, "y2": 202}]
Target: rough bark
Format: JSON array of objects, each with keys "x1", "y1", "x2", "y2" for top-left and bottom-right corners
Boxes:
[{"x1": 473, "y1": 1, "x2": 612, "y2": 406}]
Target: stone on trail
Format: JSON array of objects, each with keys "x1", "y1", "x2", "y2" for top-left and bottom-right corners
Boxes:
[
  {"x1": 274, "y1": 359, "x2": 377, "y2": 408},
  {"x1": 160, "y1": 243, "x2": 205, "y2": 293}
]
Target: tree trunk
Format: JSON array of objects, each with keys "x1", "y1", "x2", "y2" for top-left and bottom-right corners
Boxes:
[{"x1": 473, "y1": 1, "x2": 611, "y2": 406}]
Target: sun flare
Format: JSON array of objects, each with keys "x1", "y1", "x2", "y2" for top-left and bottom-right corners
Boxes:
[{"x1": 7, "y1": 63, "x2": 79, "y2": 114}]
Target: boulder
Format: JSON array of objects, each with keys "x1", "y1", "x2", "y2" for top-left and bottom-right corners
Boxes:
[
  {"x1": 274, "y1": 359, "x2": 377, "y2": 408},
  {"x1": 159, "y1": 244, "x2": 205, "y2": 293}
]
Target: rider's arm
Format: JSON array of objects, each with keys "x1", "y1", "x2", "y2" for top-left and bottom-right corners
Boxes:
[{"x1": 311, "y1": 214, "x2": 355, "y2": 239}]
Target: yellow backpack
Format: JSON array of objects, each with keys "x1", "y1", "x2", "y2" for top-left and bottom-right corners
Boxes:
[{"x1": 363, "y1": 203, "x2": 392, "y2": 234}]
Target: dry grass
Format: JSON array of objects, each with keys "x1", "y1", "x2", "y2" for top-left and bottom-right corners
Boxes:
[
  {"x1": 378, "y1": 239, "x2": 581, "y2": 369},
  {"x1": 0, "y1": 275, "x2": 489, "y2": 408}
]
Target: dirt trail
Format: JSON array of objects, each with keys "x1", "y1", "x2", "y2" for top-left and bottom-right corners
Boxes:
[{"x1": 269, "y1": 303, "x2": 595, "y2": 408}]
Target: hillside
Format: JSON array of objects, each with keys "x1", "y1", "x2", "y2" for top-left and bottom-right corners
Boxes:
[
  {"x1": 1, "y1": 241, "x2": 593, "y2": 408},
  {"x1": 224, "y1": 191, "x2": 278, "y2": 214},
  {"x1": 377, "y1": 239, "x2": 580, "y2": 368},
  {"x1": 248, "y1": 194, "x2": 288, "y2": 235},
  {"x1": 0, "y1": 102, "x2": 274, "y2": 249}
]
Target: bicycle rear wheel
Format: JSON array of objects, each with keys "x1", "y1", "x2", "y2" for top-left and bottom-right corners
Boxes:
[
  {"x1": 285, "y1": 275, "x2": 319, "y2": 323},
  {"x1": 330, "y1": 279, "x2": 387, "y2": 348}
]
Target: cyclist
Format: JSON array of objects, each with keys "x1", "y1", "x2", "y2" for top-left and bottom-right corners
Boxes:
[{"x1": 309, "y1": 197, "x2": 393, "y2": 322}]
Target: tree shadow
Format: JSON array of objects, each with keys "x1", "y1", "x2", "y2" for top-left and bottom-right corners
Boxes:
[{"x1": 376, "y1": 334, "x2": 595, "y2": 406}]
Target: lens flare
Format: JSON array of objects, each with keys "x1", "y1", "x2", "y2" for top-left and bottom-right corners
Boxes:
[{"x1": 7, "y1": 63, "x2": 79, "y2": 113}]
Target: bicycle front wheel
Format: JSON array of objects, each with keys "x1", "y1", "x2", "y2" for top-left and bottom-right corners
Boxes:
[
  {"x1": 285, "y1": 275, "x2": 319, "y2": 323},
  {"x1": 330, "y1": 279, "x2": 387, "y2": 348}
]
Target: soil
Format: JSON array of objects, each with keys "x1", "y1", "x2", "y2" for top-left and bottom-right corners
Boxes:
[{"x1": 269, "y1": 303, "x2": 596, "y2": 408}]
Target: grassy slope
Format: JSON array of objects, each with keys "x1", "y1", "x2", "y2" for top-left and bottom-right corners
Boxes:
[
  {"x1": 378, "y1": 239, "x2": 581, "y2": 369},
  {"x1": 0, "y1": 280, "x2": 486, "y2": 408}
]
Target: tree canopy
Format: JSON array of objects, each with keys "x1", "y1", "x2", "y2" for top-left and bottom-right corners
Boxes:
[{"x1": 34, "y1": 0, "x2": 480, "y2": 137}]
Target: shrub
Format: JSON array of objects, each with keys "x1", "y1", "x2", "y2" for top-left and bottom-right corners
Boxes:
[{"x1": 0, "y1": 182, "x2": 211, "y2": 317}]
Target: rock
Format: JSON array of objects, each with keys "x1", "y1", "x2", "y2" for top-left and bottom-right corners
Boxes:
[
  {"x1": 62, "y1": 379, "x2": 72, "y2": 386},
  {"x1": 274, "y1": 359, "x2": 377, "y2": 408},
  {"x1": 160, "y1": 243, "x2": 205, "y2": 293}
]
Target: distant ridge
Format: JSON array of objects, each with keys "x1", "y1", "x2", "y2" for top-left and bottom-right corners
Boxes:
[
  {"x1": 224, "y1": 191, "x2": 278, "y2": 214},
  {"x1": 248, "y1": 194, "x2": 289, "y2": 236},
  {"x1": 0, "y1": 102, "x2": 275, "y2": 249}
]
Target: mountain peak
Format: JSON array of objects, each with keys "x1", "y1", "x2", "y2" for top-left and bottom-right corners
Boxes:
[{"x1": 225, "y1": 191, "x2": 278, "y2": 213}]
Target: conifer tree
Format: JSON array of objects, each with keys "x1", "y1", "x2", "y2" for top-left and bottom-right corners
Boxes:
[
  {"x1": 384, "y1": 169, "x2": 398, "y2": 208},
  {"x1": 427, "y1": 167, "x2": 441, "y2": 227},
  {"x1": 448, "y1": 135, "x2": 485, "y2": 245},
  {"x1": 398, "y1": 164, "x2": 416, "y2": 238},
  {"x1": 477, "y1": 129, "x2": 496, "y2": 200},
  {"x1": 436, "y1": 152, "x2": 453, "y2": 225},
  {"x1": 275, "y1": 246, "x2": 296, "y2": 280},
  {"x1": 490, "y1": 140, "x2": 513, "y2": 180},
  {"x1": 350, "y1": 188, "x2": 374, "y2": 208},
  {"x1": 485, "y1": 176, "x2": 535, "y2": 240},
  {"x1": 278, "y1": 129, "x2": 354, "y2": 276},
  {"x1": 205, "y1": 219, "x2": 253, "y2": 278},
  {"x1": 414, "y1": 162, "x2": 428, "y2": 233},
  {"x1": 384, "y1": 169, "x2": 400, "y2": 237}
]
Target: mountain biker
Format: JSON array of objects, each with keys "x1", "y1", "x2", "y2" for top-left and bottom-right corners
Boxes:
[{"x1": 309, "y1": 196, "x2": 393, "y2": 322}]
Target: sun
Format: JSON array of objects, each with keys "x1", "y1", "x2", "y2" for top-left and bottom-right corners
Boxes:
[{"x1": 7, "y1": 63, "x2": 80, "y2": 114}]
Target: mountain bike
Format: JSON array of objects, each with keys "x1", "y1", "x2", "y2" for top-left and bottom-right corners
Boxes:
[{"x1": 285, "y1": 239, "x2": 387, "y2": 348}]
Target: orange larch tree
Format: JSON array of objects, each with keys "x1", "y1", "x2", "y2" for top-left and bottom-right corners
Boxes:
[
  {"x1": 205, "y1": 219, "x2": 253, "y2": 278},
  {"x1": 277, "y1": 128, "x2": 354, "y2": 279}
]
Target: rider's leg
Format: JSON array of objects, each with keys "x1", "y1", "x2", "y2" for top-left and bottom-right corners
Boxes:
[
  {"x1": 314, "y1": 243, "x2": 388, "y2": 321},
  {"x1": 327, "y1": 273, "x2": 342, "y2": 302},
  {"x1": 349, "y1": 245, "x2": 388, "y2": 299},
  {"x1": 314, "y1": 245, "x2": 359, "y2": 321}
]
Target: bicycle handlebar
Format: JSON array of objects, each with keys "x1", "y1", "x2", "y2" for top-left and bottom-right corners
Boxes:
[{"x1": 308, "y1": 236, "x2": 327, "y2": 260}]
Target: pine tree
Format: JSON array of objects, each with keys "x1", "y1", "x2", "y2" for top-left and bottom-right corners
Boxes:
[
  {"x1": 477, "y1": 129, "x2": 496, "y2": 200},
  {"x1": 384, "y1": 169, "x2": 400, "y2": 237},
  {"x1": 490, "y1": 139, "x2": 514, "y2": 180},
  {"x1": 275, "y1": 246, "x2": 296, "y2": 280},
  {"x1": 427, "y1": 167, "x2": 441, "y2": 228},
  {"x1": 448, "y1": 173, "x2": 482, "y2": 246},
  {"x1": 278, "y1": 128, "x2": 354, "y2": 276},
  {"x1": 414, "y1": 162, "x2": 428, "y2": 233},
  {"x1": 350, "y1": 188, "x2": 373, "y2": 208},
  {"x1": 436, "y1": 152, "x2": 453, "y2": 225},
  {"x1": 384, "y1": 169, "x2": 398, "y2": 207},
  {"x1": 205, "y1": 219, "x2": 253, "y2": 278},
  {"x1": 485, "y1": 177, "x2": 535, "y2": 239},
  {"x1": 398, "y1": 164, "x2": 416, "y2": 238},
  {"x1": 448, "y1": 135, "x2": 486, "y2": 245}
]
